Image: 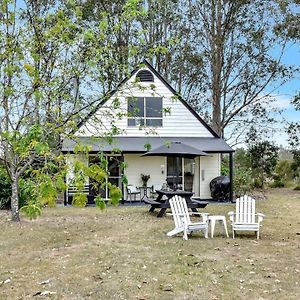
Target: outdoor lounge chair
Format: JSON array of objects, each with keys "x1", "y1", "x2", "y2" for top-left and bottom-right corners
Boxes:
[
  {"x1": 228, "y1": 195, "x2": 265, "y2": 239},
  {"x1": 167, "y1": 195, "x2": 209, "y2": 240},
  {"x1": 126, "y1": 185, "x2": 141, "y2": 202}
]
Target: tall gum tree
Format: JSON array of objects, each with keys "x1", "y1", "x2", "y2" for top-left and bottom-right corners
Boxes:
[
  {"x1": 276, "y1": 0, "x2": 300, "y2": 148},
  {"x1": 184, "y1": 0, "x2": 295, "y2": 140}
]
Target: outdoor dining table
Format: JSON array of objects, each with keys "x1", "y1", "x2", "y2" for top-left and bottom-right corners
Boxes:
[
  {"x1": 139, "y1": 186, "x2": 152, "y2": 200},
  {"x1": 145, "y1": 189, "x2": 208, "y2": 218}
]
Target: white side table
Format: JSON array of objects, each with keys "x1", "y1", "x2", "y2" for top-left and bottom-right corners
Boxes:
[{"x1": 208, "y1": 215, "x2": 229, "y2": 238}]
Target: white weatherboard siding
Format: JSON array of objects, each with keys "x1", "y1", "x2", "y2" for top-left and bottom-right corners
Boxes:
[
  {"x1": 125, "y1": 155, "x2": 202, "y2": 198},
  {"x1": 199, "y1": 154, "x2": 221, "y2": 199},
  {"x1": 76, "y1": 68, "x2": 214, "y2": 138},
  {"x1": 124, "y1": 154, "x2": 166, "y2": 198}
]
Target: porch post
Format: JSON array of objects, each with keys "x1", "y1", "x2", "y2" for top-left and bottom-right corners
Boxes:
[{"x1": 229, "y1": 152, "x2": 234, "y2": 202}]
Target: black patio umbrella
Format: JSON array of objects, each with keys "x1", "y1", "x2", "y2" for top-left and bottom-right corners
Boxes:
[{"x1": 142, "y1": 141, "x2": 208, "y2": 190}]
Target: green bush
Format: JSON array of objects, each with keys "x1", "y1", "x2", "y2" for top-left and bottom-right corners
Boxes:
[
  {"x1": 0, "y1": 169, "x2": 35, "y2": 210},
  {"x1": 18, "y1": 179, "x2": 34, "y2": 208},
  {"x1": 269, "y1": 179, "x2": 285, "y2": 188},
  {"x1": 221, "y1": 156, "x2": 229, "y2": 176},
  {"x1": 270, "y1": 173, "x2": 286, "y2": 188},
  {"x1": 248, "y1": 141, "x2": 279, "y2": 188},
  {"x1": 0, "y1": 166, "x2": 11, "y2": 209},
  {"x1": 72, "y1": 193, "x2": 88, "y2": 207},
  {"x1": 293, "y1": 177, "x2": 300, "y2": 191},
  {"x1": 20, "y1": 200, "x2": 42, "y2": 220},
  {"x1": 275, "y1": 160, "x2": 293, "y2": 182},
  {"x1": 234, "y1": 168, "x2": 252, "y2": 197}
]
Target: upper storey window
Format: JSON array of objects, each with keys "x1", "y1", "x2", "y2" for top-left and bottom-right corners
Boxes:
[
  {"x1": 136, "y1": 70, "x2": 154, "y2": 82},
  {"x1": 127, "y1": 97, "x2": 162, "y2": 127}
]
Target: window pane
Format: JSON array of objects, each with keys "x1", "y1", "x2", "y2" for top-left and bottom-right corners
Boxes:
[
  {"x1": 128, "y1": 97, "x2": 144, "y2": 117},
  {"x1": 167, "y1": 156, "x2": 182, "y2": 190},
  {"x1": 128, "y1": 118, "x2": 145, "y2": 126},
  {"x1": 128, "y1": 119, "x2": 136, "y2": 126},
  {"x1": 146, "y1": 97, "x2": 162, "y2": 117},
  {"x1": 146, "y1": 119, "x2": 162, "y2": 127},
  {"x1": 108, "y1": 157, "x2": 120, "y2": 177},
  {"x1": 167, "y1": 157, "x2": 182, "y2": 176},
  {"x1": 138, "y1": 119, "x2": 145, "y2": 126},
  {"x1": 184, "y1": 158, "x2": 194, "y2": 192}
]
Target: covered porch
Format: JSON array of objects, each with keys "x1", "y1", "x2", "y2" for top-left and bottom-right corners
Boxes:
[{"x1": 62, "y1": 136, "x2": 234, "y2": 204}]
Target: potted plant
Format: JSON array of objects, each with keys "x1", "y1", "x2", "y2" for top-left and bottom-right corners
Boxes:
[{"x1": 141, "y1": 174, "x2": 150, "y2": 187}]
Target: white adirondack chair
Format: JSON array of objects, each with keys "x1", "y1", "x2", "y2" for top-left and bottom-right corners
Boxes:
[
  {"x1": 167, "y1": 195, "x2": 209, "y2": 240},
  {"x1": 228, "y1": 195, "x2": 265, "y2": 239}
]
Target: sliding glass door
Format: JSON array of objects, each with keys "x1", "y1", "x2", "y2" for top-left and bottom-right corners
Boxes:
[{"x1": 167, "y1": 157, "x2": 195, "y2": 191}]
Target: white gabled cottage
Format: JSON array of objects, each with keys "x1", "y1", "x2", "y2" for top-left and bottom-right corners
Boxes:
[{"x1": 62, "y1": 60, "x2": 234, "y2": 203}]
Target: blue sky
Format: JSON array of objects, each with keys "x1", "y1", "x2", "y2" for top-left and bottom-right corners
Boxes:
[{"x1": 269, "y1": 43, "x2": 300, "y2": 147}]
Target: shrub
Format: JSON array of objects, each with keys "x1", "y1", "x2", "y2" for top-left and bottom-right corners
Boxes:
[
  {"x1": 293, "y1": 177, "x2": 300, "y2": 191},
  {"x1": 0, "y1": 166, "x2": 11, "y2": 209},
  {"x1": 234, "y1": 168, "x2": 252, "y2": 197},
  {"x1": 221, "y1": 163, "x2": 229, "y2": 176},
  {"x1": 18, "y1": 179, "x2": 35, "y2": 208},
  {"x1": 95, "y1": 195, "x2": 106, "y2": 210},
  {"x1": 275, "y1": 160, "x2": 293, "y2": 182},
  {"x1": 269, "y1": 179, "x2": 285, "y2": 188},
  {"x1": 109, "y1": 185, "x2": 122, "y2": 206},
  {"x1": 0, "y1": 168, "x2": 33, "y2": 210},
  {"x1": 270, "y1": 173, "x2": 286, "y2": 188},
  {"x1": 248, "y1": 141, "x2": 279, "y2": 188},
  {"x1": 72, "y1": 193, "x2": 88, "y2": 207},
  {"x1": 20, "y1": 201, "x2": 42, "y2": 220}
]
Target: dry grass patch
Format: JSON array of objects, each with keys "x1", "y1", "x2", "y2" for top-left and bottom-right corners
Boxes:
[{"x1": 0, "y1": 189, "x2": 299, "y2": 300}]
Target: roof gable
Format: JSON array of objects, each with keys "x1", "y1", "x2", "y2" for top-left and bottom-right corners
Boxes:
[
  {"x1": 142, "y1": 61, "x2": 218, "y2": 137},
  {"x1": 76, "y1": 60, "x2": 218, "y2": 138}
]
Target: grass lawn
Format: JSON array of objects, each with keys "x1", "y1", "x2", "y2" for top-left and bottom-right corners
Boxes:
[{"x1": 0, "y1": 189, "x2": 299, "y2": 300}]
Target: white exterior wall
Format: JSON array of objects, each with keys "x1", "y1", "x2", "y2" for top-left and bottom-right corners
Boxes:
[
  {"x1": 199, "y1": 154, "x2": 221, "y2": 199},
  {"x1": 124, "y1": 154, "x2": 166, "y2": 197},
  {"x1": 124, "y1": 154, "x2": 204, "y2": 198},
  {"x1": 76, "y1": 68, "x2": 214, "y2": 138}
]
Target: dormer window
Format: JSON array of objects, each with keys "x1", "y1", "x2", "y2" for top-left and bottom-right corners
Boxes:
[
  {"x1": 136, "y1": 70, "x2": 154, "y2": 82},
  {"x1": 128, "y1": 97, "x2": 163, "y2": 127}
]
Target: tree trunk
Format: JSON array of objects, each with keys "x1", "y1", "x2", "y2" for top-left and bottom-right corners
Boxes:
[
  {"x1": 11, "y1": 174, "x2": 20, "y2": 222},
  {"x1": 210, "y1": 0, "x2": 224, "y2": 137}
]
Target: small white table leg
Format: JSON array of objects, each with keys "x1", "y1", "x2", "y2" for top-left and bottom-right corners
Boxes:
[
  {"x1": 222, "y1": 218, "x2": 229, "y2": 238},
  {"x1": 211, "y1": 218, "x2": 216, "y2": 238}
]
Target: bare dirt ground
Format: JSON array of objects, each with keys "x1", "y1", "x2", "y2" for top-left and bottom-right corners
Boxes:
[{"x1": 0, "y1": 188, "x2": 299, "y2": 300}]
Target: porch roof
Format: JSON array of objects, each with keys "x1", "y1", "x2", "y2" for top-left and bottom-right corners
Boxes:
[{"x1": 62, "y1": 137, "x2": 234, "y2": 153}]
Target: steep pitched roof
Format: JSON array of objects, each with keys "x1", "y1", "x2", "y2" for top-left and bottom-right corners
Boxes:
[{"x1": 76, "y1": 60, "x2": 219, "y2": 138}]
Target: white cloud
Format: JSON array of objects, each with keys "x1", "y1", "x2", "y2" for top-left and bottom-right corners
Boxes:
[{"x1": 270, "y1": 95, "x2": 293, "y2": 109}]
